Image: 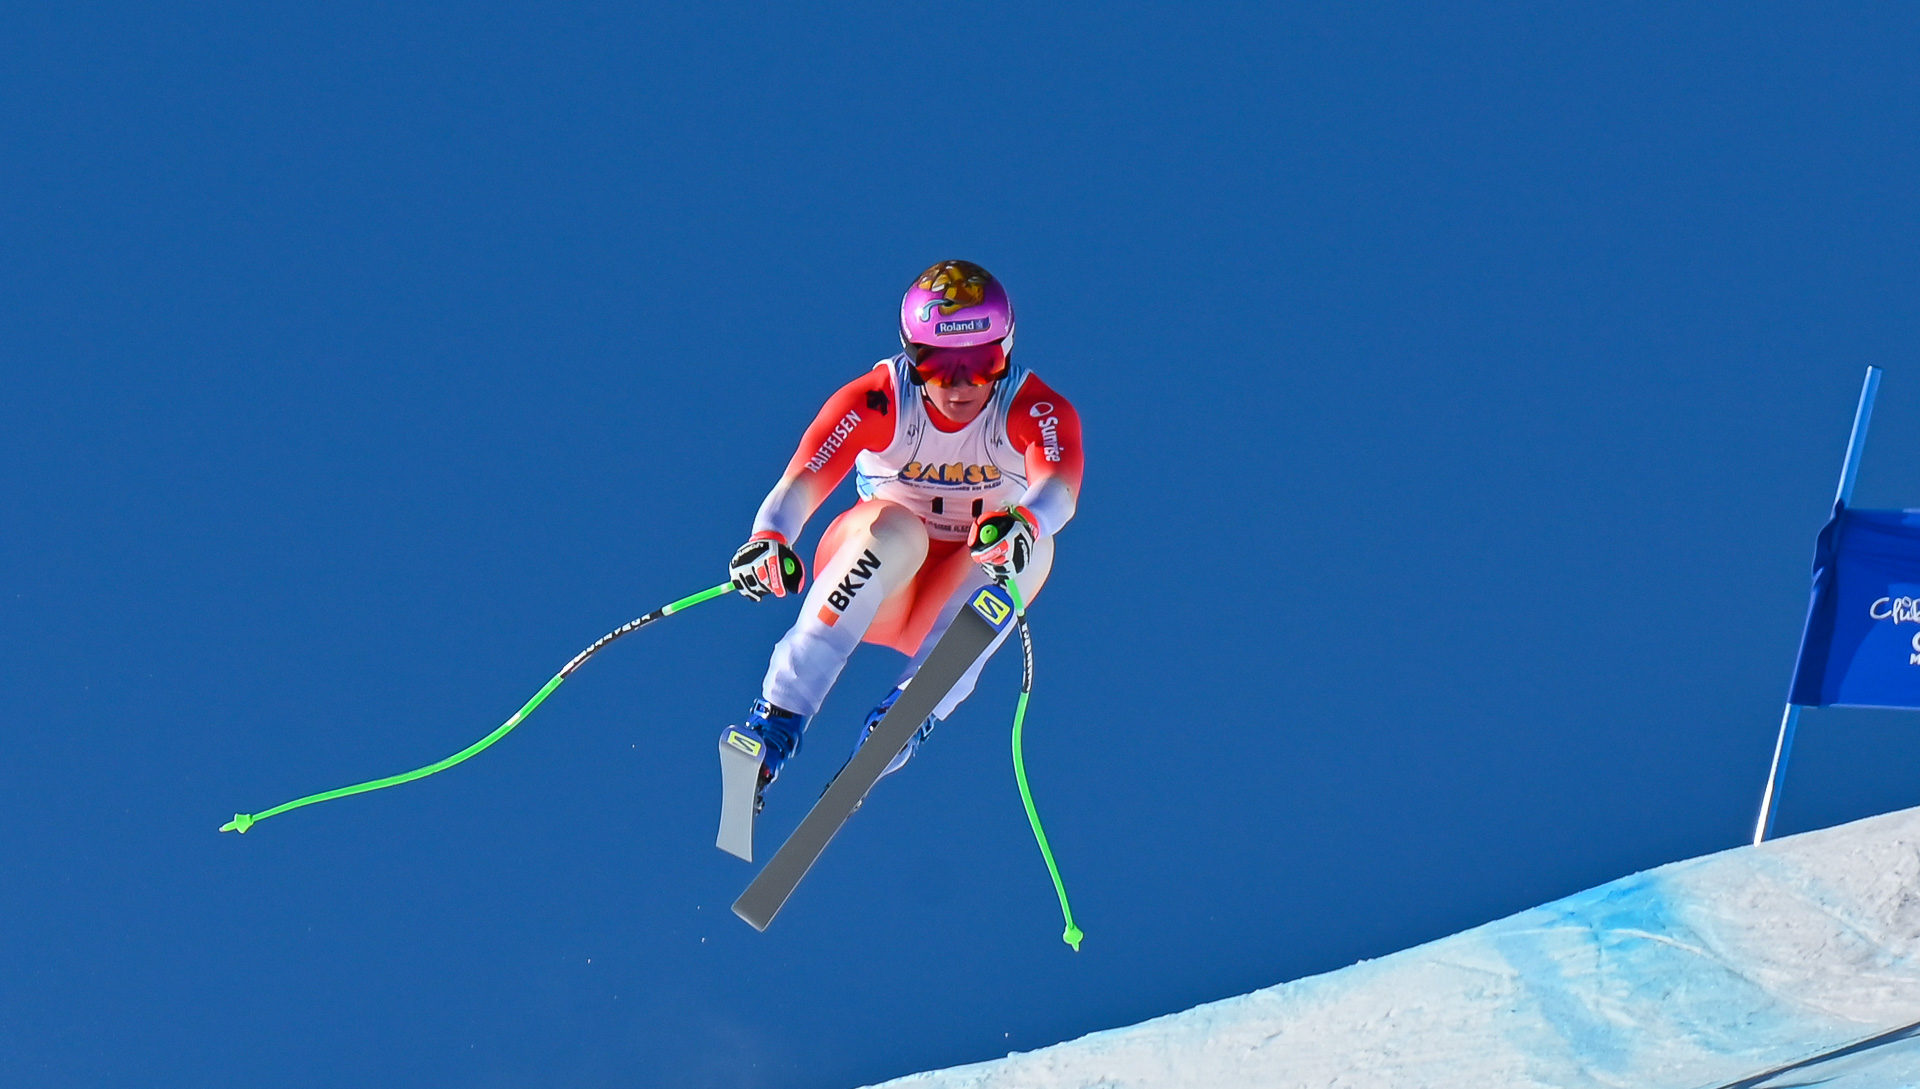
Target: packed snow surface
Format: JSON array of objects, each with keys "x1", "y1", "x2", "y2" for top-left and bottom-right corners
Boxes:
[{"x1": 866, "y1": 807, "x2": 1920, "y2": 1089}]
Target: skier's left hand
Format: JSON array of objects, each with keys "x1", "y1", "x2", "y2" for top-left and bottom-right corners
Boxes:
[{"x1": 969, "y1": 507, "x2": 1037, "y2": 582}]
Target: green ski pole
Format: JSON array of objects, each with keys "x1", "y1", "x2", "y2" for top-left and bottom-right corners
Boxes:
[
  {"x1": 1003, "y1": 579, "x2": 1084, "y2": 951},
  {"x1": 221, "y1": 580, "x2": 737, "y2": 834}
]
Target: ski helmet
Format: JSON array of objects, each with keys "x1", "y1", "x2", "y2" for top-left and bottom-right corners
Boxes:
[{"x1": 899, "y1": 260, "x2": 1015, "y2": 360}]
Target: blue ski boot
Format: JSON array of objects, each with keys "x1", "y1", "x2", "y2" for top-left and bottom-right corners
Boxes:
[
  {"x1": 851, "y1": 686, "x2": 938, "y2": 780},
  {"x1": 724, "y1": 698, "x2": 807, "y2": 812}
]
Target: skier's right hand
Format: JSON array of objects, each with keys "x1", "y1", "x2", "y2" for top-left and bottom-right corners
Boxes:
[{"x1": 730, "y1": 535, "x2": 806, "y2": 601}]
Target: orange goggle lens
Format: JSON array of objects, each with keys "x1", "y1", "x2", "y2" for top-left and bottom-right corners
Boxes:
[{"x1": 909, "y1": 343, "x2": 1009, "y2": 387}]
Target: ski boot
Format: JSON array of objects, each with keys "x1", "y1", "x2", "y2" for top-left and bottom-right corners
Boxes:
[
  {"x1": 851, "y1": 686, "x2": 938, "y2": 780},
  {"x1": 731, "y1": 699, "x2": 806, "y2": 807},
  {"x1": 825, "y1": 688, "x2": 939, "y2": 817},
  {"x1": 716, "y1": 699, "x2": 807, "y2": 861}
]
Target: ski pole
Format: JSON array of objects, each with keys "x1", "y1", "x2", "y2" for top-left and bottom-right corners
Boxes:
[
  {"x1": 1003, "y1": 579, "x2": 1084, "y2": 951},
  {"x1": 221, "y1": 580, "x2": 737, "y2": 834}
]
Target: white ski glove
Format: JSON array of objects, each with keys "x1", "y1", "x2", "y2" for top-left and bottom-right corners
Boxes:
[
  {"x1": 968, "y1": 507, "x2": 1038, "y2": 582},
  {"x1": 730, "y1": 535, "x2": 806, "y2": 601}
]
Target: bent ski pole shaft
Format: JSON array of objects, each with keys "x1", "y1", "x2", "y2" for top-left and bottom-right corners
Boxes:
[
  {"x1": 221, "y1": 580, "x2": 736, "y2": 833},
  {"x1": 1004, "y1": 579, "x2": 1083, "y2": 951}
]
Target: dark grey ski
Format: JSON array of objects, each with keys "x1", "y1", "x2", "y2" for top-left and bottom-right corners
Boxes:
[
  {"x1": 732, "y1": 583, "x2": 1019, "y2": 930},
  {"x1": 1707, "y1": 1017, "x2": 1920, "y2": 1089},
  {"x1": 716, "y1": 728, "x2": 767, "y2": 861}
]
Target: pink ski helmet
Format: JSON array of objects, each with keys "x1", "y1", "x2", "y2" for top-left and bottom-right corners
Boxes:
[{"x1": 899, "y1": 260, "x2": 1015, "y2": 360}]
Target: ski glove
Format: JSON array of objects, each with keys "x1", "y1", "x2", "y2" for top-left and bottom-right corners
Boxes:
[
  {"x1": 730, "y1": 536, "x2": 806, "y2": 601},
  {"x1": 969, "y1": 507, "x2": 1038, "y2": 582}
]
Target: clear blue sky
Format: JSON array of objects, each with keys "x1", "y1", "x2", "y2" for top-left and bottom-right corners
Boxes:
[{"x1": 5, "y1": 4, "x2": 1918, "y2": 1087}]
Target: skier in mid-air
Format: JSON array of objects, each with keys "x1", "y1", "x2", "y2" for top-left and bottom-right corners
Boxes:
[{"x1": 723, "y1": 260, "x2": 1085, "y2": 806}]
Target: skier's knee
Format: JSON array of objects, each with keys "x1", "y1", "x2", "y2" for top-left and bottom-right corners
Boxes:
[{"x1": 862, "y1": 501, "x2": 930, "y2": 566}]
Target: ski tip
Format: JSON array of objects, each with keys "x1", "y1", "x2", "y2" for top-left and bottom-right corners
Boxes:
[
  {"x1": 731, "y1": 900, "x2": 773, "y2": 932},
  {"x1": 221, "y1": 813, "x2": 255, "y2": 834},
  {"x1": 1063, "y1": 925, "x2": 1084, "y2": 951}
]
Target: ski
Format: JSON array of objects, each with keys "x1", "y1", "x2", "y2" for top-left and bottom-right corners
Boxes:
[
  {"x1": 716, "y1": 728, "x2": 767, "y2": 861},
  {"x1": 1706, "y1": 1017, "x2": 1920, "y2": 1089},
  {"x1": 732, "y1": 583, "x2": 1019, "y2": 930}
]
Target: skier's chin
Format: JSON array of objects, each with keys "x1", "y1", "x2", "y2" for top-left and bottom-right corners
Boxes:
[{"x1": 925, "y1": 386, "x2": 992, "y2": 424}]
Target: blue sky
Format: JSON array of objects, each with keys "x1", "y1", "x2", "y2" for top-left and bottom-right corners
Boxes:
[{"x1": 4, "y1": 4, "x2": 1918, "y2": 1087}]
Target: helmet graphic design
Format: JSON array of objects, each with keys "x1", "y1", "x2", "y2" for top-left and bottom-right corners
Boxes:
[
  {"x1": 899, "y1": 260, "x2": 1015, "y2": 355},
  {"x1": 915, "y1": 263, "x2": 988, "y2": 320}
]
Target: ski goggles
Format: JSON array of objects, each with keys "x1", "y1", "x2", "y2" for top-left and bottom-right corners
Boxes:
[{"x1": 906, "y1": 342, "x2": 1010, "y2": 387}]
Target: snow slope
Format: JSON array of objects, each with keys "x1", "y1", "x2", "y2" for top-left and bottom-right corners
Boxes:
[{"x1": 868, "y1": 807, "x2": 1920, "y2": 1089}]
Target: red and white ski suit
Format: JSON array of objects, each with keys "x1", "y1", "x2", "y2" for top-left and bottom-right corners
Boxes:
[{"x1": 751, "y1": 355, "x2": 1085, "y2": 719}]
